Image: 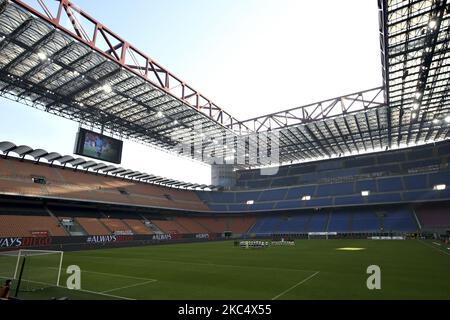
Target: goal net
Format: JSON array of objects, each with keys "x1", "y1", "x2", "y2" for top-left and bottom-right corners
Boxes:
[
  {"x1": 308, "y1": 232, "x2": 337, "y2": 240},
  {"x1": 0, "y1": 250, "x2": 63, "y2": 295}
]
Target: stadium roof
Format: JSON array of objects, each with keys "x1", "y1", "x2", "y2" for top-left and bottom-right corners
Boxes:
[
  {"x1": 0, "y1": 141, "x2": 218, "y2": 191},
  {"x1": 0, "y1": 0, "x2": 449, "y2": 168},
  {"x1": 380, "y1": 0, "x2": 450, "y2": 146}
]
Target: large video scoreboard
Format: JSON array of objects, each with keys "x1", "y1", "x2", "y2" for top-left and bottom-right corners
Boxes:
[{"x1": 74, "y1": 128, "x2": 123, "y2": 164}]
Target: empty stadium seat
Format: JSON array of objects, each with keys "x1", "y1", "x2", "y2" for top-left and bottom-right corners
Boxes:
[
  {"x1": 328, "y1": 213, "x2": 351, "y2": 233},
  {"x1": 0, "y1": 215, "x2": 67, "y2": 237},
  {"x1": 76, "y1": 218, "x2": 111, "y2": 235}
]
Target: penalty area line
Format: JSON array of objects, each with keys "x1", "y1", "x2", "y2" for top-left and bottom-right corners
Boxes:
[
  {"x1": 101, "y1": 279, "x2": 157, "y2": 294},
  {"x1": 417, "y1": 240, "x2": 450, "y2": 256},
  {"x1": 61, "y1": 286, "x2": 136, "y2": 300},
  {"x1": 271, "y1": 271, "x2": 320, "y2": 300}
]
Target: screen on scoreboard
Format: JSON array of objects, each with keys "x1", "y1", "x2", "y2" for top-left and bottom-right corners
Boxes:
[{"x1": 74, "y1": 128, "x2": 123, "y2": 164}]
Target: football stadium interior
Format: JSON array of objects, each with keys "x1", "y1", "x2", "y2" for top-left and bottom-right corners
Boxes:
[{"x1": 0, "y1": 0, "x2": 450, "y2": 301}]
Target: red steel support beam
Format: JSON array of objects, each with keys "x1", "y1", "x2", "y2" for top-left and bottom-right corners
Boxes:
[{"x1": 9, "y1": 0, "x2": 244, "y2": 130}]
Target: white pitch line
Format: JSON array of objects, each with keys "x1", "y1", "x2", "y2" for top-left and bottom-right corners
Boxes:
[
  {"x1": 48, "y1": 267, "x2": 157, "y2": 282},
  {"x1": 271, "y1": 271, "x2": 320, "y2": 300},
  {"x1": 1, "y1": 277, "x2": 134, "y2": 300},
  {"x1": 101, "y1": 279, "x2": 157, "y2": 294},
  {"x1": 68, "y1": 287, "x2": 135, "y2": 300},
  {"x1": 74, "y1": 255, "x2": 318, "y2": 274},
  {"x1": 418, "y1": 240, "x2": 450, "y2": 256}
]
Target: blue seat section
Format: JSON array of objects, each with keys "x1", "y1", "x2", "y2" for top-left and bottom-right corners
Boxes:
[
  {"x1": 316, "y1": 183, "x2": 354, "y2": 196},
  {"x1": 328, "y1": 213, "x2": 350, "y2": 232},
  {"x1": 352, "y1": 212, "x2": 380, "y2": 232},
  {"x1": 251, "y1": 202, "x2": 276, "y2": 211},
  {"x1": 247, "y1": 179, "x2": 271, "y2": 189},
  {"x1": 317, "y1": 160, "x2": 342, "y2": 171},
  {"x1": 285, "y1": 186, "x2": 316, "y2": 200},
  {"x1": 248, "y1": 217, "x2": 279, "y2": 234},
  {"x1": 355, "y1": 180, "x2": 377, "y2": 192},
  {"x1": 402, "y1": 159, "x2": 440, "y2": 170},
  {"x1": 246, "y1": 209, "x2": 418, "y2": 234},
  {"x1": 378, "y1": 177, "x2": 403, "y2": 192},
  {"x1": 274, "y1": 200, "x2": 302, "y2": 210},
  {"x1": 235, "y1": 191, "x2": 261, "y2": 203},
  {"x1": 271, "y1": 176, "x2": 299, "y2": 187},
  {"x1": 408, "y1": 147, "x2": 435, "y2": 160},
  {"x1": 383, "y1": 209, "x2": 417, "y2": 232},
  {"x1": 236, "y1": 180, "x2": 247, "y2": 187},
  {"x1": 367, "y1": 193, "x2": 402, "y2": 204},
  {"x1": 438, "y1": 144, "x2": 450, "y2": 156},
  {"x1": 345, "y1": 156, "x2": 375, "y2": 168},
  {"x1": 209, "y1": 192, "x2": 235, "y2": 203},
  {"x1": 227, "y1": 202, "x2": 274, "y2": 212},
  {"x1": 360, "y1": 164, "x2": 401, "y2": 174},
  {"x1": 316, "y1": 167, "x2": 359, "y2": 179},
  {"x1": 307, "y1": 214, "x2": 328, "y2": 232},
  {"x1": 289, "y1": 164, "x2": 316, "y2": 175},
  {"x1": 238, "y1": 170, "x2": 256, "y2": 180},
  {"x1": 402, "y1": 191, "x2": 437, "y2": 202},
  {"x1": 429, "y1": 171, "x2": 450, "y2": 186},
  {"x1": 403, "y1": 174, "x2": 428, "y2": 190},
  {"x1": 334, "y1": 196, "x2": 365, "y2": 206},
  {"x1": 378, "y1": 151, "x2": 406, "y2": 163},
  {"x1": 203, "y1": 141, "x2": 450, "y2": 212},
  {"x1": 298, "y1": 173, "x2": 318, "y2": 184},
  {"x1": 260, "y1": 189, "x2": 288, "y2": 201},
  {"x1": 196, "y1": 192, "x2": 210, "y2": 202},
  {"x1": 307, "y1": 198, "x2": 333, "y2": 207},
  {"x1": 439, "y1": 188, "x2": 450, "y2": 199},
  {"x1": 278, "y1": 215, "x2": 309, "y2": 233}
]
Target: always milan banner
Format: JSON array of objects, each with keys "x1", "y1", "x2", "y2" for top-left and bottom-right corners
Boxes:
[
  {"x1": 0, "y1": 233, "x2": 223, "y2": 251},
  {"x1": 0, "y1": 237, "x2": 53, "y2": 249}
]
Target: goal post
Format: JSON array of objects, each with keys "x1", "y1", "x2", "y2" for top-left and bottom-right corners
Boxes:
[
  {"x1": 0, "y1": 249, "x2": 64, "y2": 295},
  {"x1": 308, "y1": 232, "x2": 337, "y2": 240}
]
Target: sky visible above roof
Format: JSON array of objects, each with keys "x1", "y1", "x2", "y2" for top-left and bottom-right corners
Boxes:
[{"x1": 0, "y1": 0, "x2": 382, "y2": 184}]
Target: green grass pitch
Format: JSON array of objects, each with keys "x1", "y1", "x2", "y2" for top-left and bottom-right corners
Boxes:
[
  {"x1": 82, "y1": 145, "x2": 118, "y2": 162},
  {"x1": 7, "y1": 239, "x2": 450, "y2": 300}
]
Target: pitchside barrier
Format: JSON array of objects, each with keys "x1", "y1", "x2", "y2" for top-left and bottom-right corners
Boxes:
[
  {"x1": 0, "y1": 232, "x2": 416, "y2": 252},
  {"x1": 0, "y1": 233, "x2": 225, "y2": 252}
]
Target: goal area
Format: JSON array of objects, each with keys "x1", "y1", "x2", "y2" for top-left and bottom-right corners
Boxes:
[
  {"x1": 308, "y1": 232, "x2": 338, "y2": 240},
  {"x1": 0, "y1": 250, "x2": 63, "y2": 296}
]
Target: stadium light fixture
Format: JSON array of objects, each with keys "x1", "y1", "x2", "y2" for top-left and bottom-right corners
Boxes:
[
  {"x1": 37, "y1": 52, "x2": 47, "y2": 61},
  {"x1": 361, "y1": 190, "x2": 370, "y2": 197},
  {"x1": 428, "y1": 19, "x2": 437, "y2": 29},
  {"x1": 433, "y1": 184, "x2": 446, "y2": 191},
  {"x1": 102, "y1": 84, "x2": 112, "y2": 93},
  {"x1": 301, "y1": 195, "x2": 311, "y2": 201},
  {"x1": 411, "y1": 113, "x2": 417, "y2": 120},
  {"x1": 246, "y1": 200, "x2": 254, "y2": 205},
  {"x1": 412, "y1": 103, "x2": 419, "y2": 110},
  {"x1": 415, "y1": 92, "x2": 422, "y2": 99}
]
